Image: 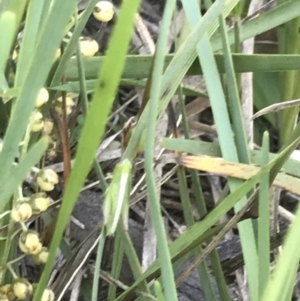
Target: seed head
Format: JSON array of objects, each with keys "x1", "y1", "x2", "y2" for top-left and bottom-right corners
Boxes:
[
  {"x1": 11, "y1": 201, "x2": 32, "y2": 222},
  {"x1": 36, "y1": 168, "x2": 59, "y2": 191},
  {"x1": 12, "y1": 279, "x2": 32, "y2": 300},
  {"x1": 93, "y1": 1, "x2": 114, "y2": 22},
  {"x1": 19, "y1": 231, "x2": 43, "y2": 255}
]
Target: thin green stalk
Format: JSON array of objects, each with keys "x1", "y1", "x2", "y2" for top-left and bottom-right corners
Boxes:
[
  {"x1": 261, "y1": 187, "x2": 300, "y2": 301},
  {"x1": 91, "y1": 228, "x2": 106, "y2": 301},
  {"x1": 258, "y1": 132, "x2": 270, "y2": 299},
  {"x1": 277, "y1": 2, "x2": 300, "y2": 146},
  {"x1": 177, "y1": 89, "x2": 206, "y2": 215},
  {"x1": 118, "y1": 224, "x2": 151, "y2": 301},
  {"x1": 144, "y1": 0, "x2": 178, "y2": 300},
  {"x1": 219, "y1": 15, "x2": 250, "y2": 163},
  {"x1": 14, "y1": 0, "x2": 44, "y2": 87},
  {"x1": 154, "y1": 281, "x2": 166, "y2": 301},
  {"x1": 107, "y1": 232, "x2": 123, "y2": 300},
  {"x1": 177, "y1": 167, "x2": 218, "y2": 301}
]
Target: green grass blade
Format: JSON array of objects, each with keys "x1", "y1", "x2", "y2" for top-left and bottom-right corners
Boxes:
[
  {"x1": 177, "y1": 167, "x2": 218, "y2": 301},
  {"x1": 219, "y1": 15, "x2": 250, "y2": 163},
  {"x1": 75, "y1": 41, "x2": 108, "y2": 192},
  {"x1": 0, "y1": 11, "x2": 16, "y2": 78},
  {"x1": 91, "y1": 229, "x2": 106, "y2": 301},
  {"x1": 118, "y1": 225, "x2": 151, "y2": 300},
  {"x1": 14, "y1": 0, "x2": 44, "y2": 86},
  {"x1": 64, "y1": 54, "x2": 300, "y2": 81},
  {"x1": 258, "y1": 132, "x2": 270, "y2": 298},
  {"x1": 107, "y1": 232, "x2": 124, "y2": 300},
  {"x1": 154, "y1": 281, "x2": 166, "y2": 301},
  {"x1": 144, "y1": 0, "x2": 178, "y2": 299},
  {"x1": 278, "y1": 9, "x2": 300, "y2": 146},
  {"x1": 262, "y1": 187, "x2": 300, "y2": 300}
]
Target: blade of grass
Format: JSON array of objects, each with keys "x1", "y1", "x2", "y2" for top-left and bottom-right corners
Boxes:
[
  {"x1": 107, "y1": 233, "x2": 124, "y2": 300},
  {"x1": 258, "y1": 132, "x2": 270, "y2": 298},
  {"x1": 91, "y1": 228, "x2": 106, "y2": 301},
  {"x1": 64, "y1": 53, "x2": 300, "y2": 81},
  {"x1": 144, "y1": 0, "x2": 178, "y2": 299},
  {"x1": 177, "y1": 167, "x2": 219, "y2": 301},
  {"x1": 154, "y1": 281, "x2": 166, "y2": 301},
  {"x1": 14, "y1": 0, "x2": 44, "y2": 87},
  {"x1": 261, "y1": 185, "x2": 300, "y2": 301},
  {"x1": 178, "y1": 155, "x2": 300, "y2": 195},
  {"x1": 32, "y1": 1, "x2": 142, "y2": 300},
  {"x1": 118, "y1": 224, "x2": 152, "y2": 301},
  {"x1": 219, "y1": 15, "x2": 250, "y2": 163},
  {"x1": 38, "y1": 0, "x2": 54, "y2": 31},
  {"x1": 277, "y1": 3, "x2": 300, "y2": 146},
  {"x1": 0, "y1": 6, "x2": 18, "y2": 77}
]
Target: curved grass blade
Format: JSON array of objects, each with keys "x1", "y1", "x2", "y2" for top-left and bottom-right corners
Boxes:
[
  {"x1": 253, "y1": 98, "x2": 300, "y2": 120},
  {"x1": 144, "y1": 0, "x2": 178, "y2": 299}
]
